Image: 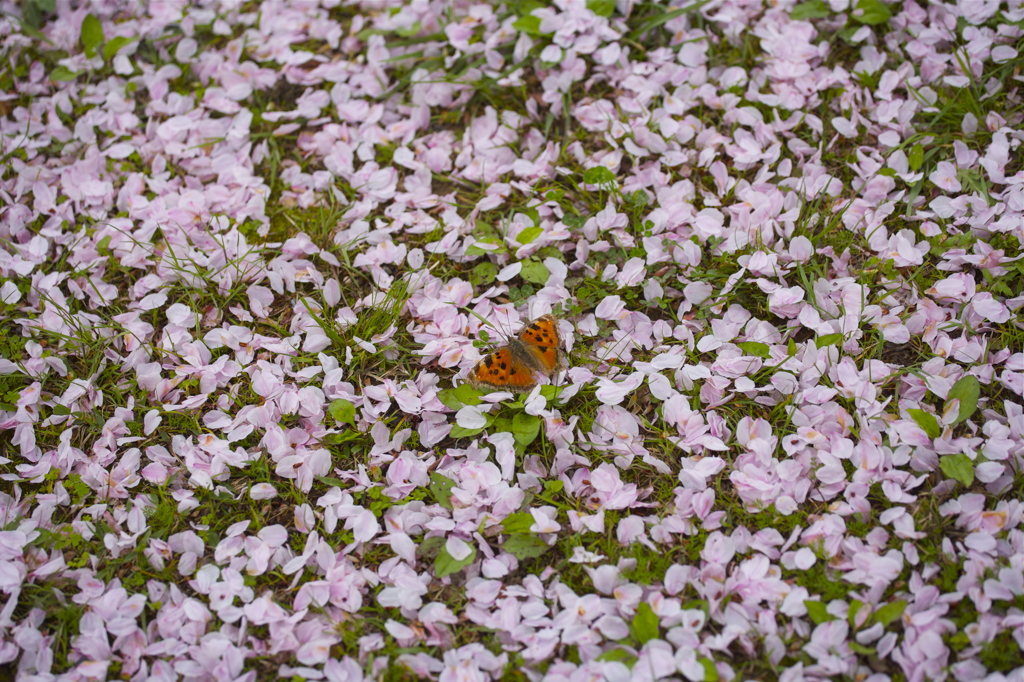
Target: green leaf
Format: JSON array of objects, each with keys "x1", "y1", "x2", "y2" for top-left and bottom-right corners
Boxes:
[
  {"x1": 437, "y1": 389, "x2": 465, "y2": 411},
  {"x1": 471, "y1": 262, "x2": 498, "y2": 286},
  {"x1": 908, "y1": 143, "x2": 924, "y2": 172},
  {"x1": 512, "y1": 413, "x2": 541, "y2": 446},
  {"x1": 815, "y1": 333, "x2": 843, "y2": 349},
  {"x1": 940, "y1": 453, "x2": 974, "y2": 488},
  {"x1": 736, "y1": 341, "x2": 770, "y2": 358},
  {"x1": 428, "y1": 473, "x2": 456, "y2": 510},
  {"x1": 321, "y1": 431, "x2": 360, "y2": 445},
  {"x1": 583, "y1": 166, "x2": 616, "y2": 186},
  {"x1": 698, "y1": 656, "x2": 719, "y2": 681},
  {"x1": 790, "y1": 0, "x2": 830, "y2": 20},
  {"x1": 434, "y1": 544, "x2": 476, "y2": 577},
  {"x1": 787, "y1": 338, "x2": 798, "y2": 356},
  {"x1": 852, "y1": 0, "x2": 892, "y2": 24},
  {"x1": 80, "y1": 13, "x2": 104, "y2": 57},
  {"x1": 586, "y1": 0, "x2": 616, "y2": 17},
  {"x1": 908, "y1": 409, "x2": 941, "y2": 439},
  {"x1": 630, "y1": 602, "x2": 660, "y2": 645},
  {"x1": 804, "y1": 601, "x2": 836, "y2": 624},
  {"x1": 0, "y1": 403, "x2": 16, "y2": 412},
  {"x1": 449, "y1": 425, "x2": 483, "y2": 439},
  {"x1": 516, "y1": 227, "x2": 543, "y2": 245},
  {"x1": 328, "y1": 399, "x2": 356, "y2": 426},
  {"x1": 51, "y1": 404, "x2": 72, "y2": 416},
  {"x1": 872, "y1": 599, "x2": 907, "y2": 627},
  {"x1": 50, "y1": 66, "x2": 79, "y2": 82},
  {"x1": 597, "y1": 647, "x2": 637, "y2": 663},
  {"x1": 513, "y1": 15, "x2": 542, "y2": 36},
  {"x1": 465, "y1": 237, "x2": 505, "y2": 257},
  {"x1": 502, "y1": 533, "x2": 550, "y2": 559},
  {"x1": 316, "y1": 475, "x2": 348, "y2": 487},
  {"x1": 96, "y1": 235, "x2": 112, "y2": 255},
  {"x1": 501, "y1": 513, "x2": 536, "y2": 533},
  {"x1": 837, "y1": 24, "x2": 860, "y2": 44},
  {"x1": 103, "y1": 35, "x2": 134, "y2": 62},
  {"x1": 947, "y1": 375, "x2": 980, "y2": 425},
  {"x1": 848, "y1": 600, "x2": 864, "y2": 626},
  {"x1": 452, "y1": 383, "x2": 482, "y2": 406},
  {"x1": 849, "y1": 642, "x2": 875, "y2": 655},
  {"x1": 520, "y1": 259, "x2": 550, "y2": 285},
  {"x1": 394, "y1": 20, "x2": 422, "y2": 37},
  {"x1": 543, "y1": 479, "x2": 564, "y2": 495}
]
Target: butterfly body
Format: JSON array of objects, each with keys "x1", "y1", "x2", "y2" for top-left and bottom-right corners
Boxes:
[{"x1": 467, "y1": 315, "x2": 566, "y2": 393}]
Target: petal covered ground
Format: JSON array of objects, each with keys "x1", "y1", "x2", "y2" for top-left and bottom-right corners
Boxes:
[{"x1": 0, "y1": 0, "x2": 1023, "y2": 681}]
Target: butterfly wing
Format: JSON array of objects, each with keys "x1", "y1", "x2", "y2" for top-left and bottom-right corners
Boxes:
[
  {"x1": 467, "y1": 347, "x2": 539, "y2": 393},
  {"x1": 517, "y1": 315, "x2": 564, "y2": 376}
]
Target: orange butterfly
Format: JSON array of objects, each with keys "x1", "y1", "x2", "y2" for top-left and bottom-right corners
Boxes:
[{"x1": 466, "y1": 314, "x2": 566, "y2": 393}]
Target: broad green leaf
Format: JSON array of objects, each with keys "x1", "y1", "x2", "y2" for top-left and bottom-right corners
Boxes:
[
  {"x1": 907, "y1": 409, "x2": 941, "y2": 439},
  {"x1": 583, "y1": 166, "x2": 616, "y2": 186},
  {"x1": 848, "y1": 600, "x2": 864, "y2": 626},
  {"x1": 322, "y1": 430, "x2": 360, "y2": 445},
  {"x1": 597, "y1": 648, "x2": 637, "y2": 663},
  {"x1": 328, "y1": 399, "x2": 356, "y2": 426},
  {"x1": 437, "y1": 389, "x2": 464, "y2": 411},
  {"x1": 630, "y1": 602, "x2": 660, "y2": 644},
  {"x1": 804, "y1": 601, "x2": 836, "y2": 624},
  {"x1": 816, "y1": 333, "x2": 843, "y2": 348},
  {"x1": 428, "y1": 473, "x2": 456, "y2": 510},
  {"x1": 50, "y1": 66, "x2": 79, "y2": 82},
  {"x1": 452, "y1": 383, "x2": 483, "y2": 405},
  {"x1": 837, "y1": 24, "x2": 860, "y2": 44},
  {"x1": 513, "y1": 15, "x2": 542, "y2": 35},
  {"x1": 80, "y1": 13, "x2": 104, "y2": 57},
  {"x1": 471, "y1": 262, "x2": 498, "y2": 286},
  {"x1": 872, "y1": 599, "x2": 907, "y2": 627},
  {"x1": 502, "y1": 533, "x2": 550, "y2": 559},
  {"x1": 587, "y1": 0, "x2": 616, "y2": 17},
  {"x1": 520, "y1": 259, "x2": 550, "y2": 285},
  {"x1": 103, "y1": 35, "x2": 134, "y2": 62},
  {"x1": 787, "y1": 338, "x2": 797, "y2": 356},
  {"x1": 434, "y1": 544, "x2": 476, "y2": 577},
  {"x1": 501, "y1": 513, "x2": 536, "y2": 533},
  {"x1": 790, "y1": 0, "x2": 830, "y2": 20},
  {"x1": 543, "y1": 479, "x2": 564, "y2": 495},
  {"x1": 516, "y1": 227, "x2": 543, "y2": 245},
  {"x1": 736, "y1": 341, "x2": 770, "y2": 358},
  {"x1": 627, "y1": 190, "x2": 649, "y2": 208},
  {"x1": 512, "y1": 412, "x2": 541, "y2": 446},
  {"x1": 947, "y1": 375, "x2": 980, "y2": 425},
  {"x1": 853, "y1": 0, "x2": 892, "y2": 24},
  {"x1": 51, "y1": 404, "x2": 72, "y2": 416},
  {"x1": 940, "y1": 453, "x2": 974, "y2": 487},
  {"x1": 316, "y1": 475, "x2": 347, "y2": 487},
  {"x1": 908, "y1": 143, "x2": 924, "y2": 171},
  {"x1": 698, "y1": 657, "x2": 719, "y2": 681},
  {"x1": 449, "y1": 425, "x2": 483, "y2": 439}
]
